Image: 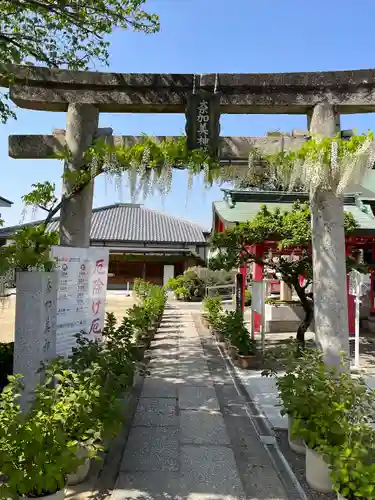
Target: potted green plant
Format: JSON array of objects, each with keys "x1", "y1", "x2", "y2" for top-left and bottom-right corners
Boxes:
[
  {"x1": 0, "y1": 375, "x2": 81, "y2": 500},
  {"x1": 233, "y1": 333, "x2": 257, "y2": 369},
  {"x1": 202, "y1": 296, "x2": 223, "y2": 337},
  {"x1": 327, "y1": 426, "x2": 375, "y2": 500},
  {"x1": 220, "y1": 311, "x2": 257, "y2": 367},
  {"x1": 36, "y1": 359, "x2": 104, "y2": 486},
  {"x1": 268, "y1": 349, "x2": 312, "y2": 455},
  {"x1": 127, "y1": 304, "x2": 154, "y2": 349},
  {"x1": 292, "y1": 353, "x2": 375, "y2": 493},
  {"x1": 70, "y1": 332, "x2": 134, "y2": 443}
]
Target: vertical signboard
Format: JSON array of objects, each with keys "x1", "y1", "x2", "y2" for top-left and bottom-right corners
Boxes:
[
  {"x1": 251, "y1": 281, "x2": 266, "y2": 351},
  {"x1": 235, "y1": 272, "x2": 244, "y2": 314},
  {"x1": 51, "y1": 246, "x2": 109, "y2": 357}
]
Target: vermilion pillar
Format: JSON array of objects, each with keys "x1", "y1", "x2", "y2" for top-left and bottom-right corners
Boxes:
[{"x1": 217, "y1": 218, "x2": 225, "y2": 233}]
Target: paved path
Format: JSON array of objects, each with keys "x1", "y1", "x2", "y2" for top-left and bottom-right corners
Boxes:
[{"x1": 110, "y1": 304, "x2": 291, "y2": 500}]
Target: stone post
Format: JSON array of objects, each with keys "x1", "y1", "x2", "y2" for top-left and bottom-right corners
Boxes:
[
  {"x1": 280, "y1": 281, "x2": 292, "y2": 301},
  {"x1": 60, "y1": 104, "x2": 99, "y2": 247},
  {"x1": 13, "y1": 271, "x2": 58, "y2": 410},
  {"x1": 308, "y1": 102, "x2": 349, "y2": 365}
]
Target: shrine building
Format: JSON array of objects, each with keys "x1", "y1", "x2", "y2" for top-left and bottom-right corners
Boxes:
[
  {"x1": 212, "y1": 184, "x2": 375, "y2": 334},
  {"x1": 0, "y1": 196, "x2": 13, "y2": 218},
  {"x1": 0, "y1": 203, "x2": 209, "y2": 288}
]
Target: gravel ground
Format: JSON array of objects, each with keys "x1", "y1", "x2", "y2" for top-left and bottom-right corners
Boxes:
[{"x1": 275, "y1": 430, "x2": 336, "y2": 500}]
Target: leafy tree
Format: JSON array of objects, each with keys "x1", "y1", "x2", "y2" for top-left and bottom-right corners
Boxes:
[
  {"x1": 0, "y1": 0, "x2": 160, "y2": 122},
  {"x1": 209, "y1": 201, "x2": 363, "y2": 351}
]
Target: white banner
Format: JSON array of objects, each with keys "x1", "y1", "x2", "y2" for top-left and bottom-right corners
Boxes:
[
  {"x1": 252, "y1": 281, "x2": 265, "y2": 314},
  {"x1": 51, "y1": 246, "x2": 109, "y2": 357}
]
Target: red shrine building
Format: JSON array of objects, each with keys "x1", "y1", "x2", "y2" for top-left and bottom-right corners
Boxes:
[{"x1": 212, "y1": 187, "x2": 375, "y2": 335}]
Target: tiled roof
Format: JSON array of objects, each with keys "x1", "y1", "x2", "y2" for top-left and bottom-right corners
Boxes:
[
  {"x1": 0, "y1": 196, "x2": 13, "y2": 207},
  {"x1": 0, "y1": 203, "x2": 207, "y2": 244},
  {"x1": 214, "y1": 190, "x2": 375, "y2": 231}
]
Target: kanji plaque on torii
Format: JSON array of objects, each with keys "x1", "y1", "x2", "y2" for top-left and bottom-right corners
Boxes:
[{"x1": 185, "y1": 90, "x2": 221, "y2": 156}]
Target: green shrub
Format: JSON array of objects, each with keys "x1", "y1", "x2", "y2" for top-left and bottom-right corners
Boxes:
[
  {"x1": 167, "y1": 267, "x2": 235, "y2": 302},
  {"x1": 0, "y1": 374, "x2": 81, "y2": 498},
  {"x1": 165, "y1": 276, "x2": 182, "y2": 291},
  {"x1": 174, "y1": 286, "x2": 190, "y2": 301},
  {"x1": 270, "y1": 349, "x2": 375, "y2": 457},
  {"x1": 218, "y1": 311, "x2": 256, "y2": 356},
  {"x1": 244, "y1": 289, "x2": 252, "y2": 306},
  {"x1": 0, "y1": 279, "x2": 167, "y2": 497},
  {"x1": 328, "y1": 427, "x2": 375, "y2": 499},
  {"x1": 203, "y1": 296, "x2": 222, "y2": 327}
]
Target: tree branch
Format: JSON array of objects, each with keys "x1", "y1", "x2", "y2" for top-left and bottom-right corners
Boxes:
[
  {"x1": 37, "y1": 204, "x2": 50, "y2": 213},
  {"x1": 0, "y1": 33, "x2": 57, "y2": 67}
]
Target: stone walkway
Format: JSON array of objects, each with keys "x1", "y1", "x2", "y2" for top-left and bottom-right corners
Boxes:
[{"x1": 110, "y1": 304, "x2": 292, "y2": 500}]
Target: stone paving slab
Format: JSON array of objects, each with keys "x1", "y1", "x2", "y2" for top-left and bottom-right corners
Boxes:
[
  {"x1": 120, "y1": 427, "x2": 179, "y2": 472},
  {"x1": 180, "y1": 444, "x2": 245, "y2": 499},
  {"x1": 141, "y1": 378, "x2": 178, "y2": 398},
  {"x1": 148, "y1": 348, "x2": 179, "y2": 358},
  {"x1": 180, "y1": 409, "x2": 230, "y2": 445},
  {"x1": 147, "y1": 362, "x2": 179, "y2": 378},
  {"x1": 177, "y1": 372, "x2": 213, "y2": 386},
  {"x1": 133, "y1": 397, "x2": 178, "y2": 427},
  {"x1": 178, "y1": 386, "x2": 220, "y2": 411},
  {"x1": 112, "y1": 472, "x2": 182, "y2": 500}
]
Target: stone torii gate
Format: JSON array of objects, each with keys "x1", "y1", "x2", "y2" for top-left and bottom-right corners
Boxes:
[
  {"x1": 7, "y1": 65, "x2": 375, "y2": 363},
  {"x1": 8, "y1": 65, "x2": 373, "y2": 247}
]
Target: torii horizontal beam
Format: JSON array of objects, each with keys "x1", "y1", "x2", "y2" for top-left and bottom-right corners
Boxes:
[
  {"x1": 9, "y1": 133, "x2": 307, "y2": 162},
  {"x1": 4, "y1": 65, "x2": 375, "y2": 114}
]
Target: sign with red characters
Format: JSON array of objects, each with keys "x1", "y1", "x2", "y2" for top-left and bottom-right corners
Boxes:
[{"x1": 51, "y1": 246, "x2": 109, "y2": 357}]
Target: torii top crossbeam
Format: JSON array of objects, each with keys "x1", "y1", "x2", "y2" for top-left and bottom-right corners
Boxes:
[{"x1": 4, "y1": 65, "x2": 375, "y2": 113}]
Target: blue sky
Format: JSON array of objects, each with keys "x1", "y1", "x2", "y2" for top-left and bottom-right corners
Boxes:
[{"x1": 2, "y1": 0, "x2": 375, "y2": 229}]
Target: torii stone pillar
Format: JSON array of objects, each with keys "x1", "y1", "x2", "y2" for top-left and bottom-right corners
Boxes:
[
  {"x1": 60, "y1": 104, "x2": 99, "y2": 247},
  {"x1": 308, "y1": 103, "x2": 349, "y2": 364}
]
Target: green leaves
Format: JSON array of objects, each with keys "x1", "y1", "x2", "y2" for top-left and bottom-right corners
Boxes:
[
  {"x1": 0, "y1": 1, "x2": 160, "y2": 121},
  {"x1": 254, "y1": 132, "x2": 375, "y2": 195},
  {"x1": 273, "y1": 349, "x2": 375, "y2": 498},
  {"x1": 0, "y1": 279, "x2": 165, "y2": 498},
  {"x1": 203, "y1": 298, "x2": 256, "y2": 356},
  {"x1": 0, "y1": 224, "x2": 59, "y2": 273},
  {"x1": 329, "y1": 430, "x2": 375, "y2": 499},
  {"x1": 22, "y1": 181, "x2": 57, "y2": 210},
  {"x1": 203, "y1": 296, "x2": 223, "y2": 328},
  {"x1": 83, "y1": 136, "x2": 223, "y2": 200}
]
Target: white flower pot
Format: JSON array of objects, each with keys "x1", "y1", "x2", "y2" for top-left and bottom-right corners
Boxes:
[
  {"x1": 305, "y1": 445, "x2": 333, "y2": 493},
  {"x1": 26, "y1": 488, "x2": 65, "y2": 500},
  {"x1": 288, "y1": 415, "x2": 305, "y2": 454},
  {"x1": 67, "y1": 445, "x2": 91, "y2": 486}
]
